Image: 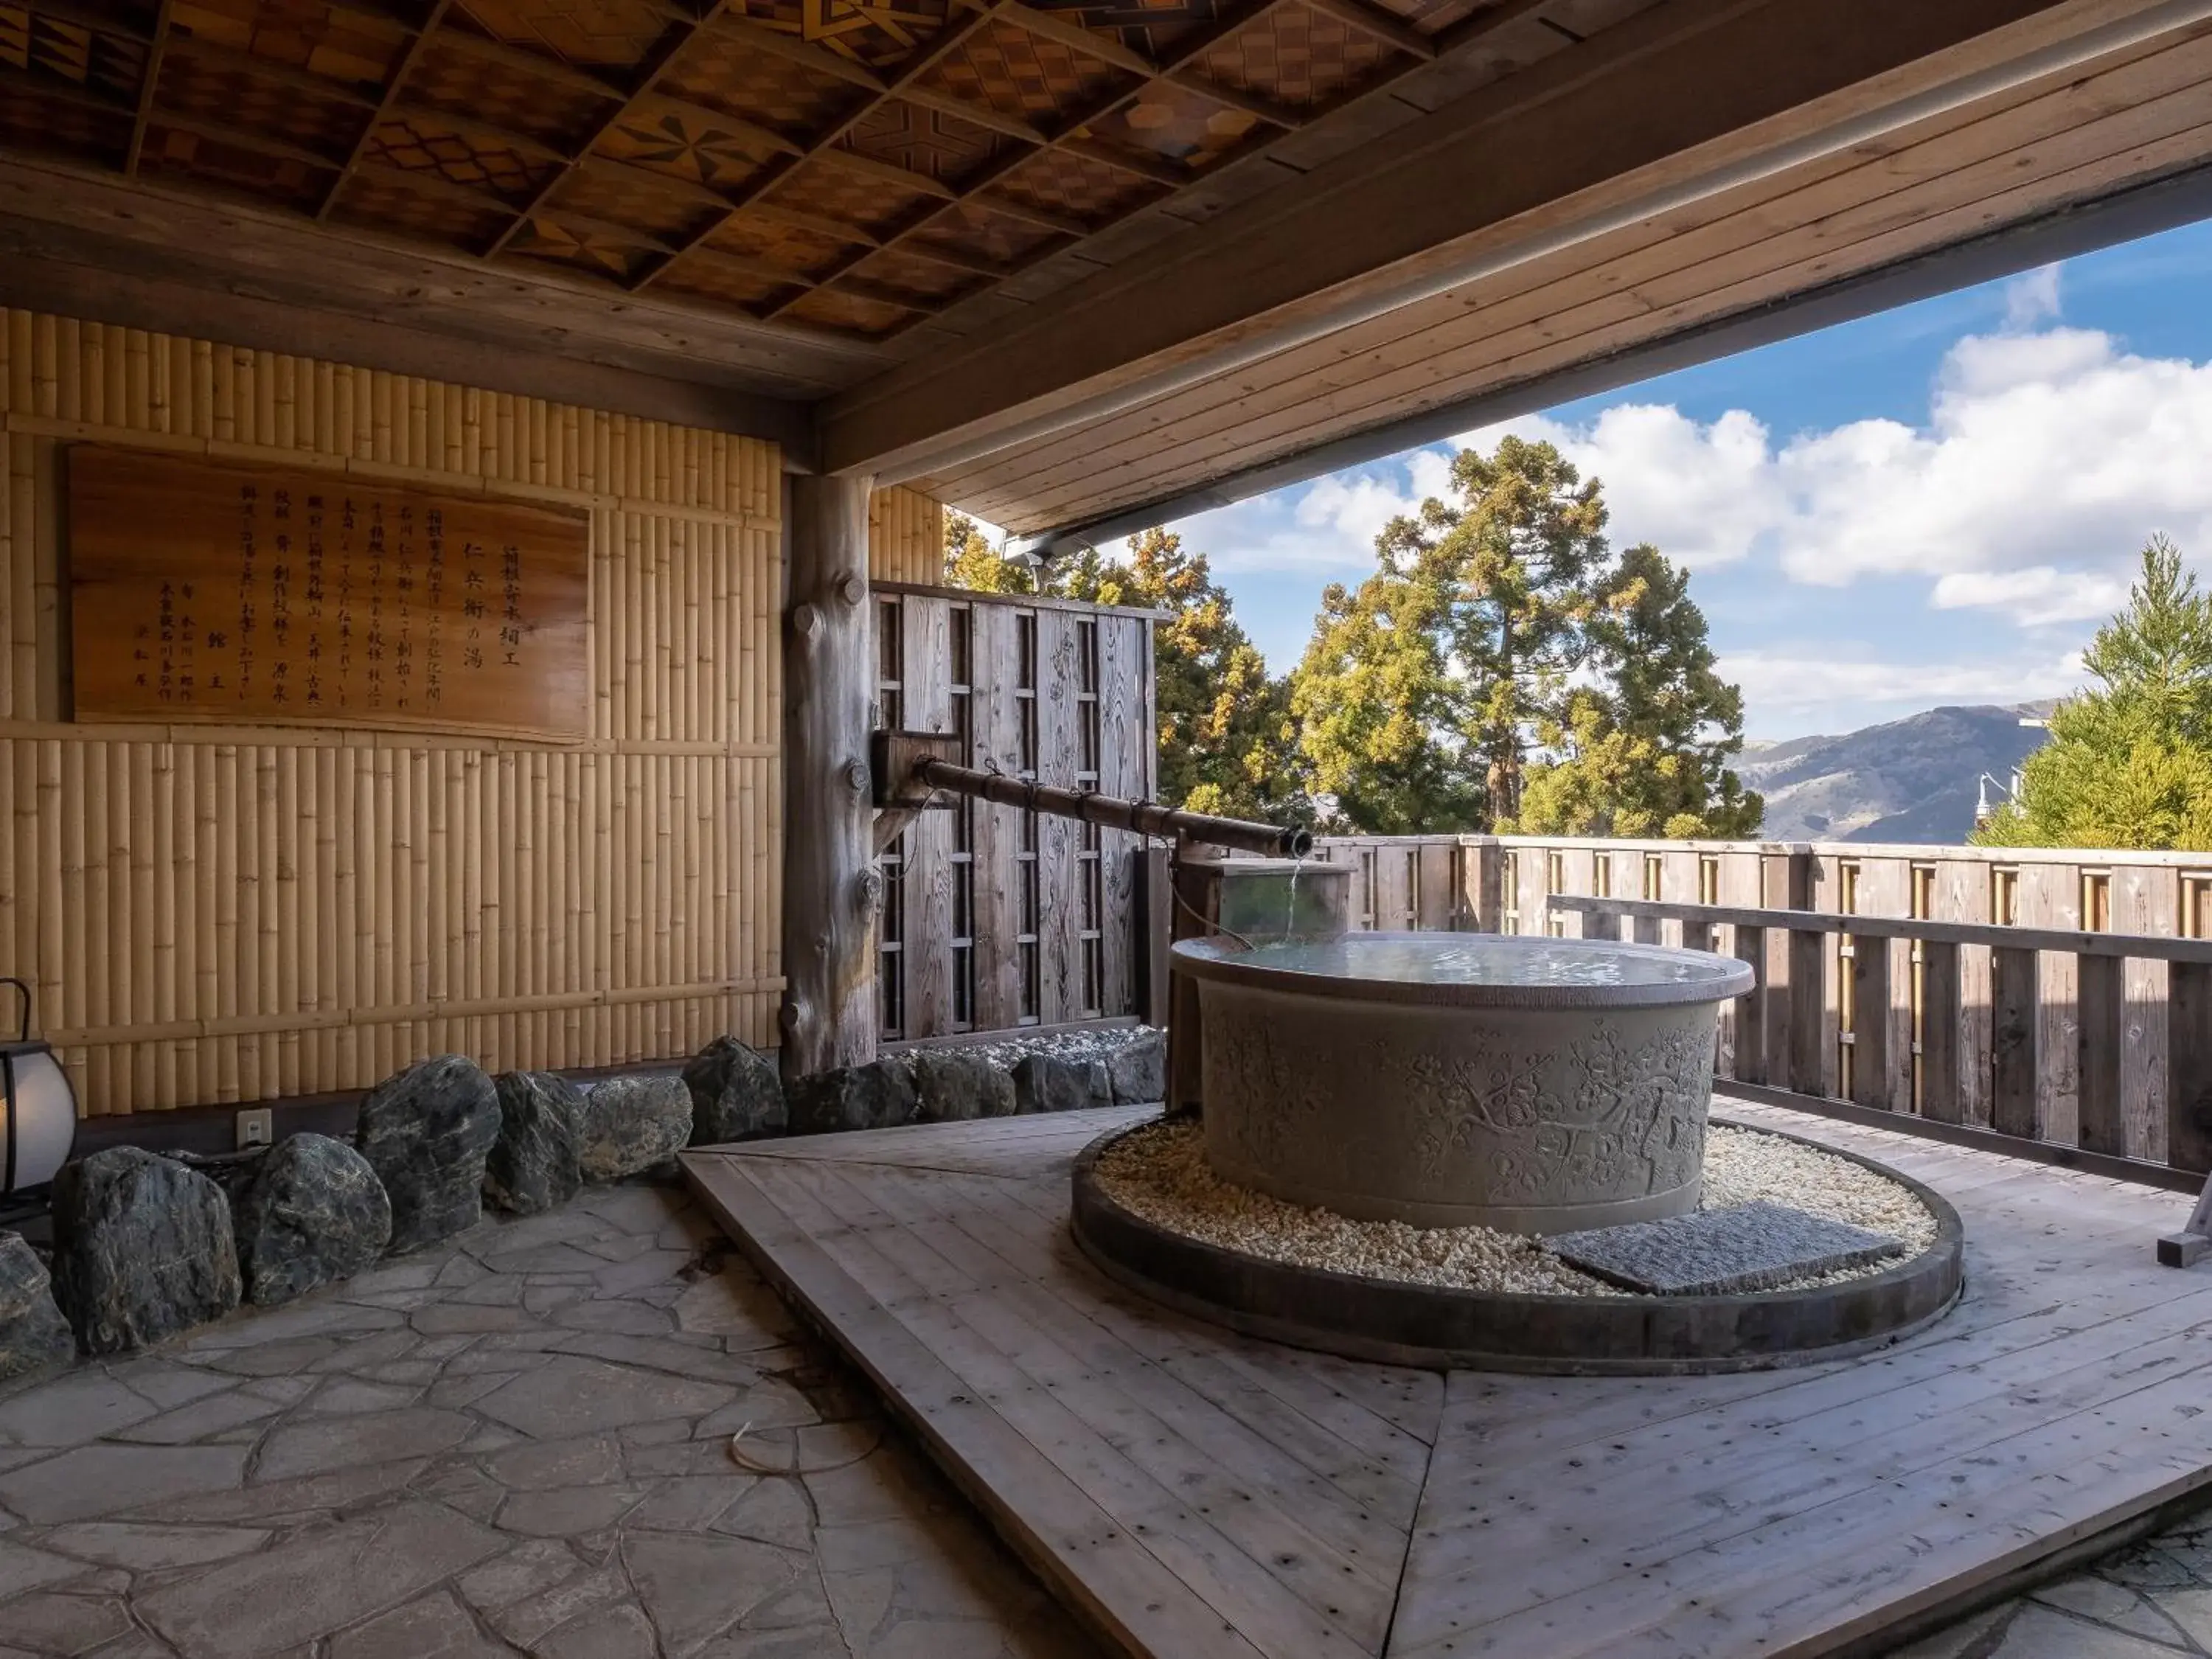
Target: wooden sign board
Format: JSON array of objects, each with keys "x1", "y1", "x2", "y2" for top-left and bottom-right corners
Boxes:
[{"x1": 68, "y1": 447, "x2": 591, "y2": 740}]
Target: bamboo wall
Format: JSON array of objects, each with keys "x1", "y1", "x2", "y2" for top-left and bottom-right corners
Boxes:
[
  {"x1": 868, "y1": 486, "x2": 944, "y2": 586},
  {"x1": 0, "y1": 308, "x2": 786, "y2": 1116}
]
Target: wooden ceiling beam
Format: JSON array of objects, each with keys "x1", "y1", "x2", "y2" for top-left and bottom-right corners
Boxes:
[
  {"x1": 968, "y1": 191, "x2": 1091, "y2": 237},
  {"x1": 18, "y1": 0, "x2": 150, "y2": 42},
  {"x1": 685, "y1": 244, "x2": 813, "y2": 288},
  {"x1": 1296, "y1": 0, "x2": 1438, "y2": 61},
  {"x1": 316, "y1": 0, "x2": 454, "y2": 221},
  {"x1": 633, "y1": 91, "x2": 807, "y2": 159},
  {"x1": 156, "y1": 110, "x2": 346, "y2": 171},
  {"x1": 388, "y1": 100, "x2": 570, "y2": 165},
  {"x1": 1166, "y1": 66, "x2": 1307, "y2": 129},
  {"x1": 126, "y1": 0, "x2": 175, "y2": 175},
  {"x1": 1058, "y1": 134, "x2": 1189, "y2": 187},
  {"x1": 826, "y1": 273, "x2": 943, "y2": 313},
  {"x1": 579, "y1": 150, "x2": 731, "y2": 213},
  {"x1": 898, "y1": 83, "x2": 1048, "y2": 143},
  {"x1": 527, "y1": 204, "x2": 686, "y2": 256},
  {"x1": 894, "y1": 238, "x2": 1019, "y2": 279},
  {"x1": 0, "y1": 60, "x2": 135, "y2": 117},
  {"x1": 352, "y1": 156, "x2": 513, "y2": 215},
  {"x1": 994, "y1": 1, "x2": 1155, "y2": 77},
  {"x1": 744, "y1": 196, "x2": 883, "y2": 246}
]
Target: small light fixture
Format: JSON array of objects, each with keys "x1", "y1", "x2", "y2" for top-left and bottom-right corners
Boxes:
[{"x1": 1, "y1": 978, "x2": 76, "y2": 1200}]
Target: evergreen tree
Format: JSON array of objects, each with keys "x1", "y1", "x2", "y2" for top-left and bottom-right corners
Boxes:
[
  {"x1": 1975, "y1": 536, "x2": 2212, "y2": 849},
  {"x1": 1516, "y1": 546, "x2": 1763, "y2": 838},
  {"x1": 1289, "y1": 438, "x2": 1755, "y2": 837}
]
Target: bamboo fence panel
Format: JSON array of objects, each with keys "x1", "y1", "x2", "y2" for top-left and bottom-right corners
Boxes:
[
  {"x1": 0, "y1": 308, "x2": 786, "y2": 1116},
  {"x1": 868, "y1": 486, "x2": 945, "y2": 585}
]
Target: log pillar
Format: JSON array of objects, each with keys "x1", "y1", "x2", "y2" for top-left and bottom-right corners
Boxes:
[{"x1": 780, "y1": 472, "x2": 879, "y2": 1081}]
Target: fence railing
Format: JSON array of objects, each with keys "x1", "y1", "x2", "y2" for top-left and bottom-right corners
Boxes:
[{"x1": 1307, "y1": 833, "x2": 2212, "y2": 1189}]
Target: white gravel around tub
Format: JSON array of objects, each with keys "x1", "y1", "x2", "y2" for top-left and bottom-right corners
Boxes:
[{"x1": 1090, "y1": 1119, "x2": 1940, "y2": 1298}]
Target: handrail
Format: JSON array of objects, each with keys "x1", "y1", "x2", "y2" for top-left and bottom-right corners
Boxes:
[{"x1": 1547, "y1": 895, "x2": 2212, "y2": 965}]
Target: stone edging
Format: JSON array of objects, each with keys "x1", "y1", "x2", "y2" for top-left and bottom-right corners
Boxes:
[{"x1": 1068, "y1": 1114, "x2": 1965, "y2": 1376}]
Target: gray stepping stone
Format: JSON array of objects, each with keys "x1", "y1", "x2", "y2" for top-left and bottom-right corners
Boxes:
[{"x1": 1550, "y1": 1200, "x2": 1906, "y2": 1295}]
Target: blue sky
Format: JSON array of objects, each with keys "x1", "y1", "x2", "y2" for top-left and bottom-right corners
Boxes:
[{"x1": 1155, "y1": 217, "x2": 2212, "y2": 741}]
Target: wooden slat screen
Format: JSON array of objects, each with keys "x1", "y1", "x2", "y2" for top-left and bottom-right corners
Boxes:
[{"x1": 873, "y1": 586, "x2": 1155, "y2": 1038}]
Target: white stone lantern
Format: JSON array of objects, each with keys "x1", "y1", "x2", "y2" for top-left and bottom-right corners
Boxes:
[{"x1": 1, "y1": 978, "x2": 76, "y2": 1199}]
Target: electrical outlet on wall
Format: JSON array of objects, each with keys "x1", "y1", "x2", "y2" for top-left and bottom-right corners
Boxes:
[{"x1": 236, "y1": 1108, "x2": 274, "y2": 1150}]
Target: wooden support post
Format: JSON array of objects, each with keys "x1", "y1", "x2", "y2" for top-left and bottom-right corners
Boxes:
[
  {"x1": 2077, "y1": 952, "x2": 2126, "y2": 1156},
  {"x1": 1789, "y1": 927, "x2": 1826, "y2": 1097},
  {"x1": 2168, "y1": 961, "x2": 2212, "y2": 1174},
  {"x1": 1920, "y1": 940, "x2": 1962, "y2": 1124},
  {"x1": 1991, "y1": 945, "x2": 2039, "y2": 1139},
  {"x1": 1767, "y1": 849, "x2": 1813, "y2": 1095},
  {"x1": 1851, "y1": 935, "x2": 1891, "y2": 1110},
  {"x1": 1731, "y1": 925, "x2": 1766, "y2": 1085},
  {"x1": 1468, "y1": 838, "x2": 1502, "y2": 933},
  {"x1": 1138, "y1": 844, "x2": 1172, "y2": 1030},
  {"x1": 779, "y1": 472, "x2": 879, "y2": 1081}
]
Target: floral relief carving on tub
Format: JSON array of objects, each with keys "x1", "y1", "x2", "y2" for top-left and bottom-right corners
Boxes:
[{"x1": 1203, "y1": 998, "x2": 1338, "y2": 1172}]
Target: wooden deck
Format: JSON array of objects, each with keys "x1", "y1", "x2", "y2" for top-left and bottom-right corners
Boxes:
[{"x1": 682, "y1": 1097, "x2": 2212, "y2": 1659}]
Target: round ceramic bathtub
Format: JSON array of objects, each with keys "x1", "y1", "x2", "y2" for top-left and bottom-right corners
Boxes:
[{"x1": 1172, "y1": 931, "x2": 1756, "y2": 1233}]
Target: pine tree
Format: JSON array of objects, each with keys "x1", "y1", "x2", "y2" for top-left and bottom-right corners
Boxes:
[
  {"x1": 1288, "y1": 438, "x2": 1754, "y2": 837},
  {"x1": 1975, "y1": 536, "x2": 2212, "y2": 849},
  {"x1": 1515, "y1": 545, "x2": 1762, "y2": 838}
]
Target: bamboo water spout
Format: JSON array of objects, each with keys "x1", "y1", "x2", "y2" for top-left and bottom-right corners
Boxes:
[{"x1": 911, "y1": 758, "x2": 1311, "y2": 860}]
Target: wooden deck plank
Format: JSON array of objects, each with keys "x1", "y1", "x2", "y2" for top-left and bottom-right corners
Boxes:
[{"x1": 686, "y1": 1099, "x2": 2212, "y2": 1659}]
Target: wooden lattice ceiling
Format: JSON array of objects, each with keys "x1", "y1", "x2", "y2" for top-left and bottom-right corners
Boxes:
[{"x1": 0, "y1": 0, "x2": 1534, "y2": 341}]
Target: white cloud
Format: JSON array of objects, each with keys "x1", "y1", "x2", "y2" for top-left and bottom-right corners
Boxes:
[
  {"x1": 2003, "y1": 262, "x2": 2064, "y2": 330},
  {"x1": 1930, "y1": 567, "x2": 2130, "y2": 627},
  {"x1": 1458, "y1": 324, "x2": 2212, "y2": 622},
  {"x1": 1719, "y1": 650, "x2": 2087, "y2": 722}
]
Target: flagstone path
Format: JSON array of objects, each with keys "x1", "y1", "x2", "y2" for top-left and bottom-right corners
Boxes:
[{"x1": 0, "y1": 1179, "x2": 1098, "y2": 1658}]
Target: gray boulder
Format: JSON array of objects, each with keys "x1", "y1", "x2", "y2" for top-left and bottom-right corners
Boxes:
[
  {"x1": 355, "y1": 1055, "x2": 501, "y2": 1253},
  {"x1": 49, "y1": 1147, "x2": 241, "y2": 1354},
  {"x1": 484, "y1": 1071, "x2": 585, "y2": 1214},
  {"x1": 910, "y1": 1050, "x2": 1016, "y2": 1123},
  {"x1": 787, "y1": 1058, "x2": 917, "y2": 1136},
  {"x1": 1012, "y1": 1053, "x2": 1099, "y2": 1115},
  {"x1": 1106, "y1": 1029, "x2": 1166, "y2": 1104},
  {"x1": 577, "y1": 1074, "x2": 693, "y2": 1181},
  {"x1": 0, "y1": 1233, "x2": 72, "y2": 1380},
  {"x1": 233, "y1": 1133, "x2": 392, "y2": 1307},
  {"x1": 683, "y1": 1037, "x2": 787, "y2": 1145}
]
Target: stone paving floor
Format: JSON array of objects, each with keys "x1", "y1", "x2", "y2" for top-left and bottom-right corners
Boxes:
[
  {"x1": 1887, "y1": 1517, "x2": 2212, "y2": 1658},
  {"x1": 0, "y1": 1179, "x2": 1099, "y2": 1659}
]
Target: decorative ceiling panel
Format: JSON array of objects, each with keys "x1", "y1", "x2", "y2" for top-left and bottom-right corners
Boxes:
[
  {"x1": 779, "y1": 284, "x2": 911, "y2": 335},
  {"x1": 510, "y1": 212, "x2": 657, "y2": 281},
  {"x1": 655, "y1": 255, "x2": 799, "y2": 310},
  {"x1": 903, "y1": 198, "x2": 1060, "y2": 266},
  {"x1": 839, "y1": 98, "x2": 1004, "y2": 188},
  {"x1": 1019, "y1": 0, "x2": 1225, "y2": 61},
  {"x1": 1368, "y1": 0, "x2": 1484, "y2": 30},
  {"x1": 0, "y1": 0, "x2": 1629, "y2": 345},
  {"x1": 728, "y1": 0, "x2": 956, "y2": 71},
  {"x1": 661, "y1": 32, "x2": 862, "y2": 141},
  {"x1": 2, "y1": 2, "x2": 149, "y2": 100},
  {"x1": 364, "y1": 112, "x2": 552, "y2": 201},
  {"x1": 546, "y1": 166, "x2": 712, "y2": 240},
  {"x1": 1192, "y1": 2, "x2": 1396, "y2": 109},
  {"x1": 451, "y1": 0, "x2": 669, "y2": 69},
  {"x1": 601, "y1": 102, "x2": 785, "y2": 193},
  {"x1": 0, "y1": 82, "x2": 130, "y2": 161},
  {"x1": 156, "y1": 49, "x2": 364, "y2": 153},
  {"x1": 170, "y1": 0, "x2": 401, "y2": 87},
  {"x1": 1082, "y1": 77, "x2": 1253, "y2": 166},
  {"x1": 845, "y1": 244, "x2": 980, "y2": 302},
  {"x1": 987, "y1": 142, "x2": 1159, "y2": 223},
  {"x1": 140, "y1": 122, "x2": 330, "y2": 209},
  {"x1": 917, "y1": 18, "x2": 1132, "y2": 125},
  {"x1": 764, "y1": 155, "x2": 929, "y2": 233},
  {"x1": 329, "y1": 172, "x2": 513, "y2": 245},
  {"x1": 706, "y1": 209, "x2": 857, "y2": 276},
  {"x1": 408, "y1": 35, "x2": 611, "y2": 143}
]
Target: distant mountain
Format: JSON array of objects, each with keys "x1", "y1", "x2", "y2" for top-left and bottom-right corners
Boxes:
[{"x1": 1739, "y1": 703, "x2": 2056, "y2": 845}]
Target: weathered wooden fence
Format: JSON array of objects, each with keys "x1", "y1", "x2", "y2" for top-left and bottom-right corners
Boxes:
[
  {"x1": 1312, "y1": 834, "x2": 2212, "y2": 1183},
  {"x1": 871, "y1": 582, "x2": 1158, "y2": 1041}
]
